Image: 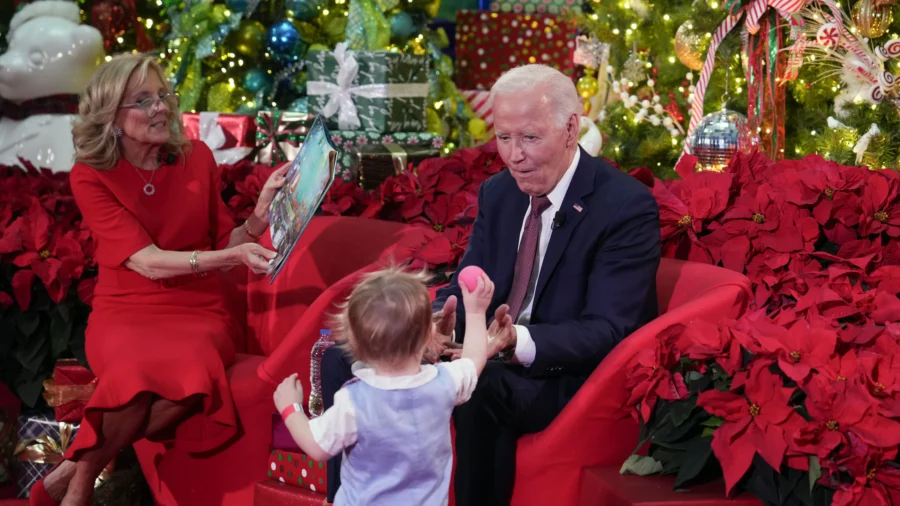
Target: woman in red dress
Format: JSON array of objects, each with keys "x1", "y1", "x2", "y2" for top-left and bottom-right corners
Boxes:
[{"x1": 30, "y1": 53, "x2": 288, "y2": 506}]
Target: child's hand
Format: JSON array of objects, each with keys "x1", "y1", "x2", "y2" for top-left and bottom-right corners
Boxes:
[
  {"x1": 273, "y1": 373, "x2": 304, "y2": 413},
  {"x1": 460, "y1": 273, "x2": 494, "y2": 315}
]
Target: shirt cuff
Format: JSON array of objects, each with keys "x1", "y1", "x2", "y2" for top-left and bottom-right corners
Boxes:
[{"x1": 512, "y1": 325, "x2": 536, "y2": 366}]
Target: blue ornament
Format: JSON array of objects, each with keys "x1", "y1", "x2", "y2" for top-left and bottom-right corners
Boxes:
[
  {"x1": 225, "y1": 0, "x2": 249, "y2": 12},
  {"x1": 266, "y1": 21, "x2": 308, "y2": 62},
  {"x1": 390, "y1": 11, "x2": 417, "y2": 40},
  {"x1": 286, "y1": 0, "x2": 322, "y2": 21},
  {"x1": 288, "y1": 98, "x2": 309, "y2": 113},
  {"x1": 243, "y1": 68, "x2": 272, "y2": 94}
]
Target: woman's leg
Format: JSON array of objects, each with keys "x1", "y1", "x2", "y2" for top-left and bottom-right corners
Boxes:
[{"x1": 59, "y1": 395, "x2": 198, "y2": 506}]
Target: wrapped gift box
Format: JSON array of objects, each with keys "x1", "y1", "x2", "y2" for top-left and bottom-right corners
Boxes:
[
  {"x1": 331, "y1": 130, "x2": 444, "y2": 182},
  {"x1": 12, "y1": 411, "x2": 111, "y2": 498},
  {"x1": 307, "y1": 43, "x2": 430, "y2": 133},
  {"x1": 182, "y1": 112, "x2": 255, "y2": 165},
  {"x1": 255, "y1": 111, "x2": 316, "y2": 166},
  {"x1": 490, "y1": 0, "x2": 580, "y2": 14},
  {"x1": 579, "y1": 467, "x2": 763, "y2": 506},
  {"x1": 351, "y1": 143, "x2": 441, "y2": 190},
  {"x1": 455, "y1": 11, "x2": 577, "y2": 91},
  {"x1": 41, "y1": 359, "x2": 96, "y2": 424},
  {"x1": 459, "y1": 90, "x2": 495, "y2": 139},
  {"x1": 254, "y1": 480, "x2": 326, "y2": 506},
  {"x1": 267, "y1": 449, "x2": 327, "y2": 495}
]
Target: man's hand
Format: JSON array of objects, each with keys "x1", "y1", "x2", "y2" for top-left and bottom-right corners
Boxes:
[
  {"x1": 444, "y1": 304, "x2": 515, "y2": 361},
  {"x1": 486, "y1": 304, "x2": 515, "y2": 359},
  {"x1": 424, "y1": 295, "x2": 459, "y2": 363}
]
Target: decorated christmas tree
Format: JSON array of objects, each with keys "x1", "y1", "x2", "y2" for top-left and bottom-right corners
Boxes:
[{"x1": 575, "y1": 0, "x2": 900, "y2": 173}]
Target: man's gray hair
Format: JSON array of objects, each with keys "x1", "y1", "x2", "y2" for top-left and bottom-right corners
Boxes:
[{"x1": 490, "y1": 64, "x2": 581, "y2": 129}]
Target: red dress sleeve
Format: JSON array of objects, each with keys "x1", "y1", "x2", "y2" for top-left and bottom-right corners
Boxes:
[
  {"x1": 195, "y1": 141, "x2": 238, "y2": 250},
  {"x1": 70, "y1": 164, "x2": 154, "y2": 268}
]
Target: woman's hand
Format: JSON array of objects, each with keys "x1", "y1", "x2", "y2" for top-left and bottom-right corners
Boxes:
[
  {"x1": 274, "y1": 373, "x2": 304, "y2": 414},
  {"x1": 253, "y1": 164, "x2": 289, "y2": 220},
  {"x1": 232, "y1": 243, "x2": 277, "y2": 274}
]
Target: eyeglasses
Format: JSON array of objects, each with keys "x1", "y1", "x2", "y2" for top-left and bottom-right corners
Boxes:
[{"x1": 120, "y1": 93, "x2": 179, "y2": 116}]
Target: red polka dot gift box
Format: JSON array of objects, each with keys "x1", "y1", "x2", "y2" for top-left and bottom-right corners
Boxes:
[
  {"x1": 267, "y1": 449, "x2": 327, "y2": 496},
  {"x1": 454, "y1": 11, "x2": 578, "y2": 91}
]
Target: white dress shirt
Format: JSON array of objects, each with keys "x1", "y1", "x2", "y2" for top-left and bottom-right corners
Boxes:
[{"x1": 510, "y1": 149, "x2": 581, "y2": 366}]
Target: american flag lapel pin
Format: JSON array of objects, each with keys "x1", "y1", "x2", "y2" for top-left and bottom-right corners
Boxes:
[{"x1": 573, "y1": 204, "x2": 583, "y2": 212}]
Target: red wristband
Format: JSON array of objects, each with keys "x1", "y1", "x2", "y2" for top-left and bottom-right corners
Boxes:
[{"x1": 281, "y1": 402, "x2": 302, "y2": 421}]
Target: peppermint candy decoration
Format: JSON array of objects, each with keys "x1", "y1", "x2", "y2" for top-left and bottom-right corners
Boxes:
[
  {"x1": 876, "y1": 39, "x2": 900, "y2": 60},
  {"x1": 880, "y1": 70, "x2": 896, "y2": 93},
  {"x1": 816, "y1": 23, "x2": 840, "y2": 48},
  {"x1": 870, "y1": 84, "x2": 885, "y2": 103}
]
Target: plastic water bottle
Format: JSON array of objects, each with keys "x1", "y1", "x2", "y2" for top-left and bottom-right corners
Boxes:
[{"x1": 308, "y1": 329, "x2": 334, "y2": 418}]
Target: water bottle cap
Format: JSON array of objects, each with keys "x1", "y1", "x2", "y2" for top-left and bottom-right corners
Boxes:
[{"x1": 321, "y1": 329, "x2": 332, "y2": 335}]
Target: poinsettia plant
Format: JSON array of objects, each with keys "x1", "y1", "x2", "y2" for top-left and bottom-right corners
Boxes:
[{"x1": 626, "y1": 153, "x2": 900, "y2": 505}]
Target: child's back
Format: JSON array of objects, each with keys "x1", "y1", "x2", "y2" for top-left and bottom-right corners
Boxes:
[{"x1": 335, "y1": 364, "x2": 458, "y2": 506}]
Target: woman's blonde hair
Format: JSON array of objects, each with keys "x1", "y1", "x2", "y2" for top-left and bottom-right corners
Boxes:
[
  {"x1": 72, "y1": 53, "x2": 190, "y2": 170},
  {"x1": 332, "y1": 266, "x2": 434, "y2": 366}
]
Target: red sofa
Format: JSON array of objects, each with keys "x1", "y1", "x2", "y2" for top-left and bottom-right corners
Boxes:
[
  {"x1": 507, "y1": 257, "x2": 753, "y2": 506},
  {"x1": 132, "y1": 216, "x2": 431, "y2": 506}
]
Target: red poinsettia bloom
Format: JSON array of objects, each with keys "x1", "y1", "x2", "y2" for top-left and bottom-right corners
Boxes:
[
  {"x1": 781, "y1": 156, "x2": 868, "y2": 225},
  {"x1": 697, "y1": 359, "x2": 802, "y2": 494},
  {"x1": 676, "y1": 319, "x2": 743, "y2": 376},
  {"x1": 652, "y1": 171, "x2": 732, "y2": 264},
  {"x1": 857, "y1": 171, "x2": 900, "y2": 237},
  {"x1": 858, "y1": 336, "x2": 900, "y2": 418},
  {"x1": 830, "y1": 434, "x2": 900, "y2": 506},
  {"x1": 626, "y1": 324, "x2": 690, "y2": 424},
  {"x1": 411, "y1": 225, "x2": 470, "y2": 269},
  {"x1": 802, "y1": 370, "x2": 900, "y2": 449},
  {"x1": 3, "y1": 199, "x2": 86, "y2": 309}
]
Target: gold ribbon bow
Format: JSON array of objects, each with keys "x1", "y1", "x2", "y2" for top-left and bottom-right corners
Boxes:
[
  {"x1": 14, "y1": 422, "x2": 75, "y2": 465},
  {"x1": 41, "y1": 378, "x2": 98, "y2": 407}
]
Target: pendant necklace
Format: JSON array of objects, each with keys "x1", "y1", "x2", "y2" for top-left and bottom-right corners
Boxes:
[{"x1": 133, "y1": 164, "x2": 157, "y2": 196}]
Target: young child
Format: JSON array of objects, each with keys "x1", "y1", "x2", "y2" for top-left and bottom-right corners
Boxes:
[{"x1": 273, "y1": 266, "x2": 496, "y2": 506}]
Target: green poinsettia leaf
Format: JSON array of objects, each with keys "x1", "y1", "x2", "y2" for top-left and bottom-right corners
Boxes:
[
  {"x1": 673, "y1": 436, "x2": 713, "y2": 489},
  {"x1": 809, "y1": 456, "x2": 821, "y2": 493},
  {"x1": 670, "y1": 398, "x2": 697, "y2": 427},
  {"x1": 620, "y1": 454, "x2": 664, "y2": 476}
]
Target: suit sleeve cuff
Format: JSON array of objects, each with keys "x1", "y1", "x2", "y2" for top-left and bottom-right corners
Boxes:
[{"x1": 512, "y1": 325, "x2": 536, "y2": 366}]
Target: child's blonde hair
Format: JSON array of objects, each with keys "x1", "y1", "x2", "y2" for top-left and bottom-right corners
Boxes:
[{"x1": 333, "y1": 267, "x2": 433, "y2": 365}]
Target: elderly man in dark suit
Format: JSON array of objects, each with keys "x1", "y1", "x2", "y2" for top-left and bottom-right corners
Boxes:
[{"x1": 321, "y1": 63, "x2": 661, "y2": 506}]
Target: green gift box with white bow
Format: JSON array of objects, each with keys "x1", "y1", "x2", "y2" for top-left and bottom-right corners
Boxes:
[{"x1": 306, "y1": 43, "x2": 430, "y2": 133}]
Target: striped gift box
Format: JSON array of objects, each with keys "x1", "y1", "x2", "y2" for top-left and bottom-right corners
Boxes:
[{"x1": 460, "y1": 89, "x2": 495, "y2": 138}]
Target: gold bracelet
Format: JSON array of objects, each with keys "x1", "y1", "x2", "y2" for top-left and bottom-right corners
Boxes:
[
  {"x1": 189, "y1": 250, "x2": 206, "y2": 277},
  {"x1": 243, "y1": 218, "x2": 263, "y2": 239}
]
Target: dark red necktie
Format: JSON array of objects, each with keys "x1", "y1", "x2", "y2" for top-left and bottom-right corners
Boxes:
[{"x1": 506, "y1": 196, "x2": 552, "y2": 321}]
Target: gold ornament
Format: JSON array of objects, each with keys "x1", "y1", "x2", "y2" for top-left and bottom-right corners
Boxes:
[
  {"x1": 674, "y1": 21, "x2": 710, "y2": 71},
  {"x1": 583, "y1": 99, "x2": 592, "y2": 114},
  {"x1": 576, "y1": 75, "x2": 599, "y2": 99},
  {"x1": 852, "y1": 0, "x2": 894, "y2": 39},
  {"x1": 232, "y1": 20, "x2": 266, "y2": 57},
  {"x1": 207, "y1": 82, "x2": 236, "y2": 112}
]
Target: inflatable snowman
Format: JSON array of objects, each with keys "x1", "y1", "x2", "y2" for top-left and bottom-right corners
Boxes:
[{"x1": 0, "y1": 1, "x2": 104, "y2": 172}]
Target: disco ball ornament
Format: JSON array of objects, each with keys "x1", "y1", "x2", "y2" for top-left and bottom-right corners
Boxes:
[{"x1": 687, "y1": 110, "x2": 754, "y2": 172}]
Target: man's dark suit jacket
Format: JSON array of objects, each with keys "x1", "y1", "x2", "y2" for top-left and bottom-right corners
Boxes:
[{"x1": 433, "y1": 148, "x2": 661, "y2": 378}]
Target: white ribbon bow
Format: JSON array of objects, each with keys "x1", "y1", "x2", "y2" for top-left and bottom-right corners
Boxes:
[
  {"x1": 306, "y1": 42, "x2": 428, "y2": 130},
  {"x1": 199, "y1": 112, "x2": 252, "y2": 165},
  {"x1": 854, "y1": 123, "x2": 880, "y2": 165}
]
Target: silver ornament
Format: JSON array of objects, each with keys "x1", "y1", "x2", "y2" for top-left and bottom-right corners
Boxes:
[
  {"x1": 621, "y1": 55, "x2": 647, "y2": 83},
  {"x1": 687, "y1": 110, "x2": 755, "y2": 171}
]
